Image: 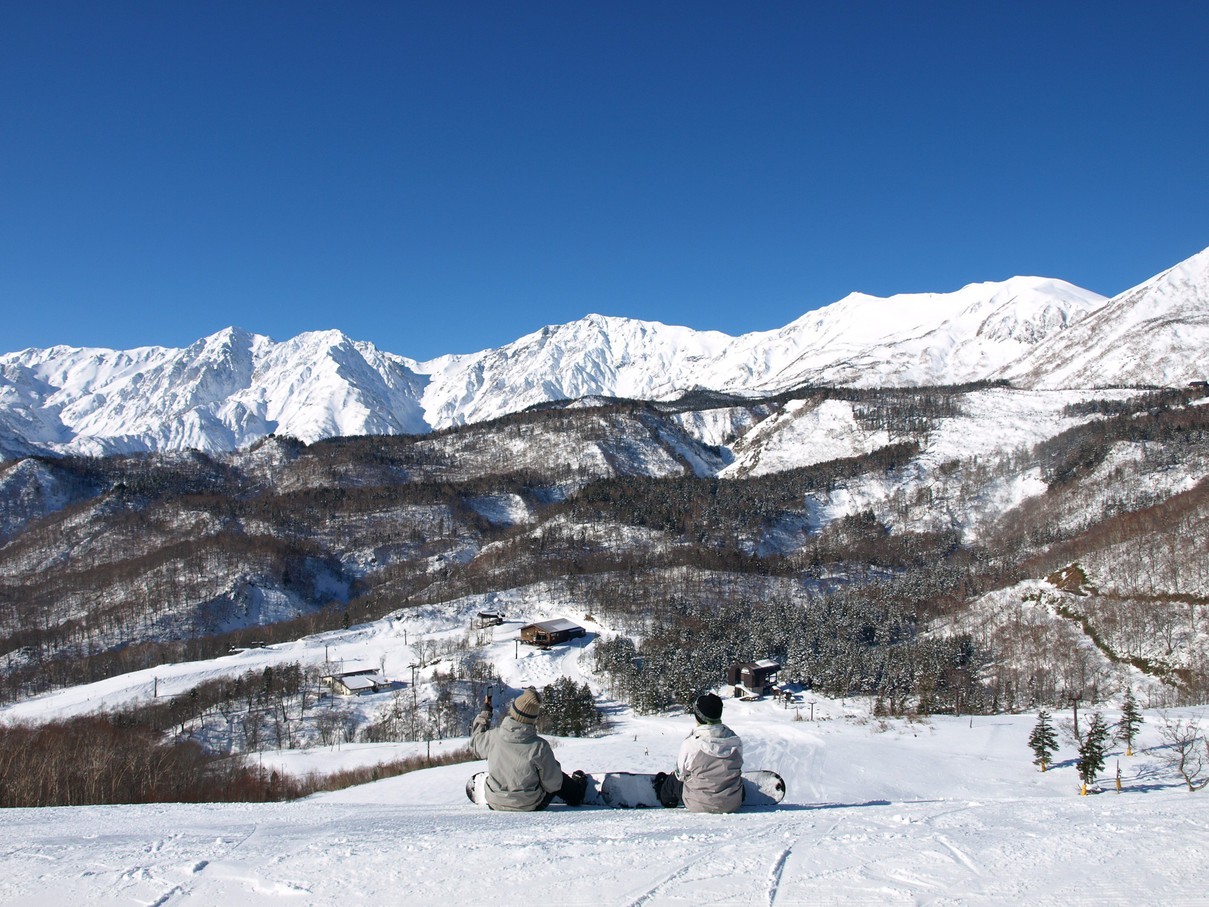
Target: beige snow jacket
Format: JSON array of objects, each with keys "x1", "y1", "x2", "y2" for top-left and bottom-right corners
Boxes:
[
  {"x1": 676, "y1": 723, "x2": 744, "y2": 814},
  {"x1": 470, "y1": 709, "x2": 564, "y2": 811}
]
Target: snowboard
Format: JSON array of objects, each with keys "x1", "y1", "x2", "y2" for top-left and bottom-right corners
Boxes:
[{"x1": 466, "y1": 770, "x2": 785, "y2": 809}]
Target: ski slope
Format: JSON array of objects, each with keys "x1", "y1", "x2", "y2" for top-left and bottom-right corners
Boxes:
[
  {"x1": 1, "y1": 705, "x2": 1204, "y2": 906},
  {"x1": 1, "y1": 601, "x2": 1207, "y2": 905}
]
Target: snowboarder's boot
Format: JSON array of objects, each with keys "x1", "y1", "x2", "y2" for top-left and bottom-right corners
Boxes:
[
  {"x1": 652, "y1": 771, "x2": 680, "y2": 807},
  {"x1": 563, "y1": 770, "x2": 588, "y2": 806}
]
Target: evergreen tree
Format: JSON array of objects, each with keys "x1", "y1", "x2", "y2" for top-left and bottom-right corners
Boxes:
[
  {"x1": 1116, "y1": 688, "x2": 1144, "y2": 757},
  {"x1": 1028, "y1": 709, "x2": 1059, "y2": 772},
  {"x1": 538, "y1": 677, "x2": 603, "y2": 737},
  {"x1": 1076, "y1": 711, "x2": 1111, "y2": 794}
]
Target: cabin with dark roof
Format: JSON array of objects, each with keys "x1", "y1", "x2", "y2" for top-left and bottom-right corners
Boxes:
[
  {"x1": 726, "y1": 659, "x2": 782, "y2": 697},
  {"x1": 519, "y1": 618, "x2": 586, "y2": 647}
]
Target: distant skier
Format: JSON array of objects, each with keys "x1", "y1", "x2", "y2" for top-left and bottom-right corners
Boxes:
[
  {"x1": 470, "y1": 687, "x2": 587, "y2": 811},
  {"x1": 654, "y1": 692, "x2": 744, "y2": 813}
]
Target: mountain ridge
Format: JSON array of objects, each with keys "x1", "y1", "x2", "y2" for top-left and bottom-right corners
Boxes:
[
  {"x1": 3, "y1": 245, "x2": 1207, "y2": 459},
  {"x1": 1000, "y1": 245, "x2": 1209, "y2": 388}
]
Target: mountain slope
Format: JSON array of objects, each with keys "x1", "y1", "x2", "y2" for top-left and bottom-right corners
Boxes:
[
  {"x1": 1001, "y1": 246, "x2": 1209, "y2": 388},
  {"x1": 1, "y1": 587, "x2": 1205, "y2": 905},
  {"x1": 1, "y1": 699, "x2": 1203, "y2": 905}
]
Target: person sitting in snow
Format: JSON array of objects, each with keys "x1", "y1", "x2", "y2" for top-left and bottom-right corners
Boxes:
[
  {"x1": 470, "y1": 687, "x2": 587, "y2": 811},
  {"x1": 654, "y1": 692, "x2": 743, "y2": 813}
]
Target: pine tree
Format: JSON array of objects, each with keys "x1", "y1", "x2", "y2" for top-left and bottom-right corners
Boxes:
[
  {"x1": 1028, "y1": 709, "x2": 1059, "y2": 772},
  {"x1": 538, "y1": 677, "x2": 602, "y2": 737},
  {"x1": 1116, "y1": 688, "x2": 1144, "y2": 757},
  {"x1": 1076, "y1": 711, "x2": 1111, "y2": 795}
]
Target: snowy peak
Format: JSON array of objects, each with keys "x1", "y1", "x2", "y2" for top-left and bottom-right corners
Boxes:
[
  {"x1": 0, "y1": 327, "x2": 430, "y2": 456},
  {"x1": 3, "y1": 245, "x2": 1208, "y2": 458},
  {"x1": 717, "y1": 276, "x2": 1105, "y2": 391},
  {"x1": 419, "y1": 314, "x2": 733, "y2": 427},
  {"x1": 253, "y1": 330, "x2": 429, "y2": 440},
  {"x1": 785, "y1": 276, "x2": 1093, "y2": 337},
  {"x1": 1002, "y1": 246, "x2": 1209, "y2": 389}
]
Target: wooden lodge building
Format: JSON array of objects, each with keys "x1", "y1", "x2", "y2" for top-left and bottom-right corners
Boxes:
[
  {"x1": 726, "y1": 659, "x2": 782, "y2": 698},
  {"x1": 322, "y1": 665, "x2": 386, "y2": 696},
  {"x1": 519, "y1": 618, "x2": 586, "y2": 648}
]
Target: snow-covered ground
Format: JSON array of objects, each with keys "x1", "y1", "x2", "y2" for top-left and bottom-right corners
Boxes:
[
  {"x1": 2, "y1": 702, "x2": 1206, "y2": 906},
  {"x1": 2, "y1": 599, "x2": 1207, "y2": 905}
]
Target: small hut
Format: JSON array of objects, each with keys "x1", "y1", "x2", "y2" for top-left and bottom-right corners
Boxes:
[{"x1": 726, "y1": 659, "x2": 782, "y2": 698}]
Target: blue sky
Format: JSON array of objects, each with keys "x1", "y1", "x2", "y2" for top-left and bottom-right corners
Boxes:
[{"x1": 2, "y1": 2, "x2": 1207, "y2": 360}]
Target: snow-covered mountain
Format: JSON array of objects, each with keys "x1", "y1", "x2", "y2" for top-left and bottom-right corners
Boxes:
[
  {"x1": 1001, "y1": 245, "x2": 1209, "y2": 389},
  {"x1": 5, "y1": 244, "x2": 1208, "y2": 459},
  {"x1": 421, "y1": 275, "x2": 1105, "y2": 428},
  {"x1": 0, "y1": 328, "x2": 429, "y2": 457},
  {"x1": 753, "y1": 276, "x2": 1103, "y2": 389}
]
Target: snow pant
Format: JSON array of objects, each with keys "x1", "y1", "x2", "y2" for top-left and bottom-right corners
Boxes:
[
  {"x1": 655, "y1": 772, "x2": 682, "y2": 808},
  {"x1": 655, "y1": 772, "x2": 744, "y2": 809},
  {"x1": 535, "y1": 771, "x2": 587, "y2": 810}
]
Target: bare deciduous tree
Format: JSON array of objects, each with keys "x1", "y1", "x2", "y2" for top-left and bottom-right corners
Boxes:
[{"x1": 1159, "y1": 713, "x2": 1208, "y2": 792}]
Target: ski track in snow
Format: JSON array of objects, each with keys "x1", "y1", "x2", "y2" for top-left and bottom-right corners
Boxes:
[{"x1": 764, "y1": 839, "x2": 795, "y2": 907}]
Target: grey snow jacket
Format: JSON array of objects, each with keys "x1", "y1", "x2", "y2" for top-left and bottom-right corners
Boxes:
[
  {"x1": 470, "y1": 709, "x2": 564, "y2": 811},
  {"x1": 676, "y1": 722, "x2": 743, "y2": 814}
]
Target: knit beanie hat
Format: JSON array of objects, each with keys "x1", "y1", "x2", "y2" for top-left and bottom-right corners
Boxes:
[
  {"x1": 693, "y1": 692, "x2": 723, "y2": 725},
  {"x1": 509, "y1": 687, "x2": 542, "y2": 725}
]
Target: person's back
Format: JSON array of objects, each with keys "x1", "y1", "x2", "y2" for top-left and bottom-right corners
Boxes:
[
  {"x1": 678, "y1": 719, "x2": 743, "y2": 813},
  {"x1": 470, "y1": 687, "x2": 586, "y2": 811},
  {"x1": 656, "y1": 692, "x2": 744, "y2": 814}
]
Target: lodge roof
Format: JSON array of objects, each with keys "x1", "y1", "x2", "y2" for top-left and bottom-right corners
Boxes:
[{"x1": 523, "y1": 618, "x2": 583, "y2": 633}]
